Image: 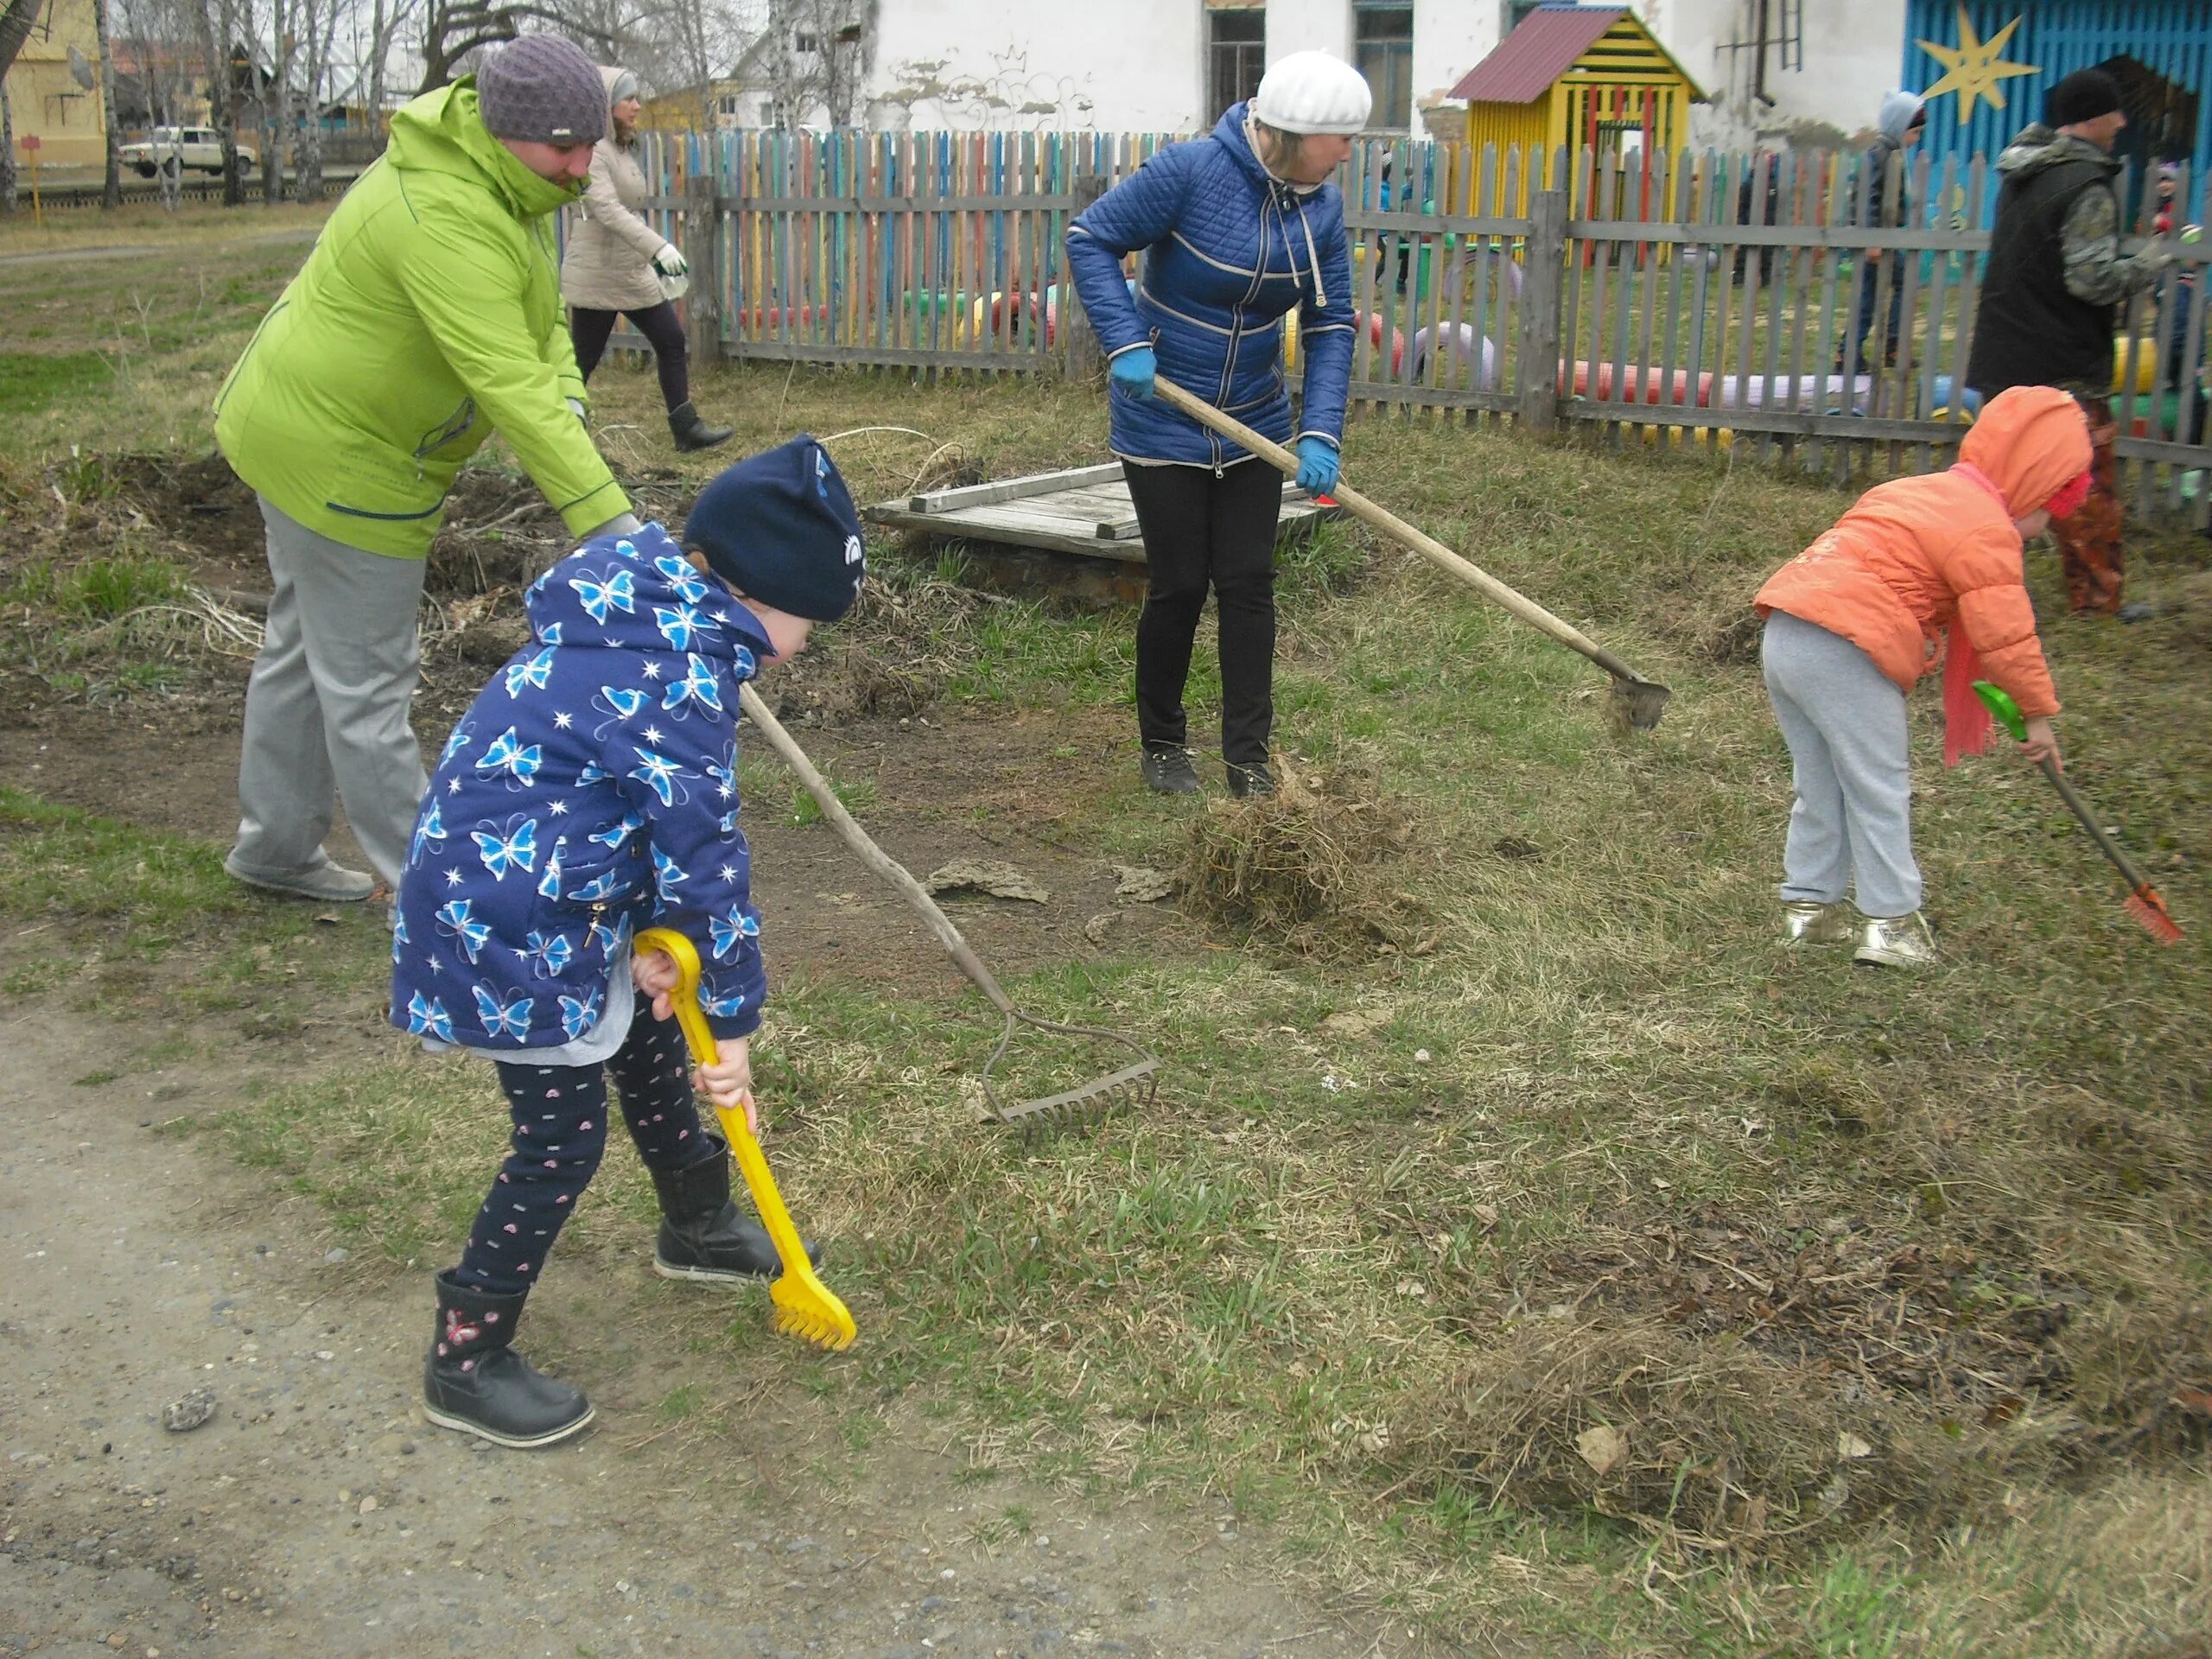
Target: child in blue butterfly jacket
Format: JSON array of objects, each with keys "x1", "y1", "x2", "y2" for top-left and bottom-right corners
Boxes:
[{"x1": 390, "y1": 433, "x2": 866, "y2": 1450}]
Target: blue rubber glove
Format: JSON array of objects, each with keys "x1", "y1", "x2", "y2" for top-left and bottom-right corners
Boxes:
[
  {"x1": 1294, "y1": 436, "x2": 1340, "y2": 496},
  {"x1": 1109, "y1": 346, "x2": 1158, "y2": 401}
]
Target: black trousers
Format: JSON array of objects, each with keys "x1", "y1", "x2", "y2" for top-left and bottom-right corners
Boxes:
[
  {"x1": 569, "y1": 301, "x2": 689, "y2": 411},
  {"x1": 1122, "y1": 459, "x2": 1282, "y2": 767}
]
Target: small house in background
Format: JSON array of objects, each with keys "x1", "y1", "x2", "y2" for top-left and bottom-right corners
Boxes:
[
  {"x1": 3, "y1": 0, "x2": 109, "y2": 166},
  {"x1": 1449, "y1": 3, "x2": 1702, "y2": 189}
]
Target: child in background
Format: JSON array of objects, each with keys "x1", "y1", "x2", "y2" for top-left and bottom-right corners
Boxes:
[
  {"x1": 390, "y1": 435, "x2": 866, "y2": 1447},
  {"x1": 1753, "y1": 385, "x2": 2092, "y2": 969}
]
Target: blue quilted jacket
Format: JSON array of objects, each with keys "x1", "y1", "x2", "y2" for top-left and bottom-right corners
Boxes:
[
  {"x1": 1065, "y1": 102, "x2": 1355, "y2": 469},
  {"x1": 390, "y1": 524, "x2": 770, "y2": 1053}
]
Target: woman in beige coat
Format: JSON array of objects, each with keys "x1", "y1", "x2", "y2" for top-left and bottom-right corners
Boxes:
[{"x1": 562, "y1": 67, "x2": 732, "y2": 452}]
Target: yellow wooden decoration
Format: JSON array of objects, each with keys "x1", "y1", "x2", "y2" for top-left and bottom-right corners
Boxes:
[{"x1": 1917, "y1": 7, "x2": 2039, "y2": 121}]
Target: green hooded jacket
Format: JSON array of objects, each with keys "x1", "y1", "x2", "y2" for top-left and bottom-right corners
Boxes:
[{"x1": 214, "y1": 80, "x2": 630, "y2": 558}]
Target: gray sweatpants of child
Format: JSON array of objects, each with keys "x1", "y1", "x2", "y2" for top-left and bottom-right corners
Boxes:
[
  {"x1": 1760, "y1": 609, "x2": 1923, "y2": 918},
  {"x1": 230, "y1": 498, "x2": 429, "y2": 893}
]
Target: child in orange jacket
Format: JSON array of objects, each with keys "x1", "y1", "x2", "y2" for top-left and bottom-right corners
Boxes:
[{"x1": 1753, "y1": 385, "x2": 2093, "y2": 968}]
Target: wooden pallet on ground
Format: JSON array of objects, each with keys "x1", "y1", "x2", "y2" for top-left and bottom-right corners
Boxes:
[{"x1": 863, "y1": 462, "x2": 1339, "y2": 565}]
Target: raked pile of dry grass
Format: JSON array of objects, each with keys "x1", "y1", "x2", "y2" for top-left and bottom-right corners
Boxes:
[{"x1": 1176, "y1": 762, "x2": 1436, "y2": 962}]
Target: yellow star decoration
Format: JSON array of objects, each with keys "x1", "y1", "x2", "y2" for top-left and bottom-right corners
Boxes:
[{"x1": 1918, "y1": 6, "x2": 2040, "y2": 120}]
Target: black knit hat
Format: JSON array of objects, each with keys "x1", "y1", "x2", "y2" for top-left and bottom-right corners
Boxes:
[
  {"x1": 684, "y1": 436, "x2": 867, "y2": 623},
  {"x1": 477, "y1": 35, "x2": 607, "y2": 146},
  {"x1": 2045, "y1": 68, "x2": 2122, "y2": 129}
]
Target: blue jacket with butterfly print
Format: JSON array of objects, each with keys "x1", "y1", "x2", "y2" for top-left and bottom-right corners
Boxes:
[{"x1": 390, "y1": 523, "x2": 770, "y2": 1052}]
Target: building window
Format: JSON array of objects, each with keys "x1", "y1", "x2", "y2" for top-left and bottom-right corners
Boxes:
[
  {"x1": 795, "y1": 32, "x2": 818, "y2": 54},
  {"x1": 1354, "y1": 3, "x2": 1414, "y2": 130},
  {"x1": 1207, "y1": 8, "x2": 1265, "y2": 124},
  {"x1": 716, "y1": 94, "x2": 739, "y2": 118}
]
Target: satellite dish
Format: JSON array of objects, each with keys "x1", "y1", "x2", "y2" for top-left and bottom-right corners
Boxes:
[{"x1": 68, "y1": 45, "x2": 95, "y2": 91}]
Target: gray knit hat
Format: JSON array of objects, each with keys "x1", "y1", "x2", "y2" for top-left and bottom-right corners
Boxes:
[{"x1": 477, "y1": 35, "x2": 607, "y2": 145}]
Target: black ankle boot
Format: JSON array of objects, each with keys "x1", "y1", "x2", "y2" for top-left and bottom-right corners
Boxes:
[
  {"x1": 1140, "y1": 746, "x2": 1201, "y2": 795},
  {"x1": 651, "y1": 1134, "x2": 817, "y2": 1286},
  {"x1": 422, "y1": 1271, "x2": 594, "y2": 1449},
  {"x1": 668, "y1": 401, "x2": 734, "y2": 453},
  {"x1": 1225, "y1": 760, "x2": 1275, "y2": 798}
]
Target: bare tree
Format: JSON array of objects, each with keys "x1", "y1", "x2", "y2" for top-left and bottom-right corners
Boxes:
[
  {"x1": 94, "y1": 0, "x2": 124, "y2": 206},
  {"x1": 117, "y1": 0, "x2": 194, "y2": 207},
  {"x1": 1, "y1": 80, "x2": 16, "y2": 214},
  {"x1": 213, "y1": 0, "x2": 248, "y2": 200},
  {"x1": 253, "y1": 0, "x2": 291, "y2": 204},
  {"x1": 416, "y1": 1, "x2": 621, "y2": 93},
  {"x1": 657, "y1": 0, "x2": 735, "y2": 129},
  {"x1": 359, "y1": 0, "x2": 418, "y2": 140},
  {"x1": 290, "y1": 0, "x2": 351, "y2": 197},
  {"x1": 0, "y1": 0, "x2": 42, "y2": 80},
  {"x1": 752, "y1": 0, "x2": 872, "y2": 129}
]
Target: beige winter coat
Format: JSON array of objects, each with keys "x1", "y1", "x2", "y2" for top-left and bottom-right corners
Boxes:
[{"x1": 560, "y1": 68, "x2": 670, "y2": 313}]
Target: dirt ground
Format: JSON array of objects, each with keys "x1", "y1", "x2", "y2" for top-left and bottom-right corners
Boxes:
[{"x1": 1, "y1": 1012, "x2": 1429, "y2": 1659}]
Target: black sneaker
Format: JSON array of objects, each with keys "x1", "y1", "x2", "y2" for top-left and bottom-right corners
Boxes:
[
  {"x1": 1225, "y1": 760, "x2": 1275, "y2": 798},
  {"x1": 1141, "y1": 747, "x2": 1201, "y2": 795}
]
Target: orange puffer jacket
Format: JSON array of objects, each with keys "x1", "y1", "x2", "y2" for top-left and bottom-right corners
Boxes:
[{"x1": 1754, "y1": 385, "x2": 2089, "y2": 719}]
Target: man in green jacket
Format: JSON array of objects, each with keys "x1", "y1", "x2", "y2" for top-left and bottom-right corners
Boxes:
[{"x1": 215, "y1": 34, "x2": 639, "y2": 901}]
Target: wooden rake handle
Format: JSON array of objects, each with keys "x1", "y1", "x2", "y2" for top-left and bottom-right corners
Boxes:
[
  {"x1": 1148, "y1": 375, "x2": 1655, "y2": 690},
  {"x1": 734, "y1": 682, "x2": 1017, "y2": 1017},
  {"x1": 2040, "y1": 758, "x2": 2157, "y2": 893}
]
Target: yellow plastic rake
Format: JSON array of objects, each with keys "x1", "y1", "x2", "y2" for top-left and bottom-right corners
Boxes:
[{"x1": 633, "y1": 927, "x2": 857, "y2": 1352}]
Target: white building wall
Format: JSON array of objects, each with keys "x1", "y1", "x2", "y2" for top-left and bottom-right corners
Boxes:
[
  {"x1": 1629, "y1": 0, "x2": 1908, "y2": 148},
  {"x1": 1264, "y1": 0, "x2": 1355, "y2": 64},
  {"x1": 865, "y1": 0, "x2": 1205, "y2": 131},
  {"x1": 1411, "y1": 0, "x2": 1503, "y2": 133},
  {"x1": 853, "y1": 0, "x2": 1910, "y2": 145}
]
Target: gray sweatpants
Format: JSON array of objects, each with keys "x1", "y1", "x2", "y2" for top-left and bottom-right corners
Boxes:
[
  {"x1": 230, "y1": 499, "x2": 429, "y2": 892},
  {"x1": 1760, "y1": 609, "x2": 1923, "y2": 918}
]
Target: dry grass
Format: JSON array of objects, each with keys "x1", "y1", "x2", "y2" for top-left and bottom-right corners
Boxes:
[
  {"x1": 0, "y1": 198, "x2": 331, "y2": 257},
  {"x1": 1177, "y1": 762, "x2": 1434, "y2": 960},
  {"x1": 1388, "y1": 1314, "x2": 2008, "y2": 1557}
]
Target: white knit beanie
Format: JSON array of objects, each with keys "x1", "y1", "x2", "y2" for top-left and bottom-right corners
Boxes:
[{"x1": 1253, "y1": 51, "x2": 1372, "y2": 136}]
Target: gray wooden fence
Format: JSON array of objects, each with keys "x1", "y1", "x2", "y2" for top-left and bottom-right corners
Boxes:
[{"x1": 622, "y1": 130, "x2": 2212, "y2": 519}]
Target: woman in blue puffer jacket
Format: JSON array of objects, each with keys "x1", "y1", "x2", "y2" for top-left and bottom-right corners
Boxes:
[{"x1": 1066, "y1": 51, "x2": 1368, "y2": 798}]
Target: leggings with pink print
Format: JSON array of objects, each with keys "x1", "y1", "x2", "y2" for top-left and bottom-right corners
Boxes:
[{"x1": 453, "y1": 1007, "x2": 707, "y2": 1299}]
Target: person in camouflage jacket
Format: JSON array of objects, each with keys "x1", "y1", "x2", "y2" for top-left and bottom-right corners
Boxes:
[{"x1": 1966, "y1": 69, "x2": 2173, "y2": 617}]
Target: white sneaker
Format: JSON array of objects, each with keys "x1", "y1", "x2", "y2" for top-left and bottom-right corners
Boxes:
[
  {"x1": 1853, "y1": 910, "x2": 1937, "y2": 969},
  {"x1": 224, "y1": 851, "x2": 378, "y2": 903}
]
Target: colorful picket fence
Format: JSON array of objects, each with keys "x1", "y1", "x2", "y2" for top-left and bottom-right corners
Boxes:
[
  {"x1": 595, "y1": 128, "x2": 2212, "y2": 518},
  {"x1": 632, "y1": 129, "x2": 1172, "y2": 371}
]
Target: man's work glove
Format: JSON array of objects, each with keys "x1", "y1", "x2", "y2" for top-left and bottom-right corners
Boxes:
[
  {"x1": 1109, "y1": 346, "x2": 1158, "y2": 401},
  {"x1": 652, "y1": 245, "x2": 689, "y2": 277},
  {"x1": 1294, "y1": 436, "x2": 1340, "y2": 497}
]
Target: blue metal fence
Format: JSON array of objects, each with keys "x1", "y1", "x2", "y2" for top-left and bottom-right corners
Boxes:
[{"x1": 1904, "y1": 0, "x2": 2212, "y2": 219}]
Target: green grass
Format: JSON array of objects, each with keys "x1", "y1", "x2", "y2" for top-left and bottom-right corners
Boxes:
[
  {"x1": 0, "y1": 351, "x2": 112, "y2": 419},
  {"x1": 0, "y1": 786, "x2": 393, "y2": 992},
  {"x1": 2, "y1": 249, "x2": 2209, "y2": 1651}
]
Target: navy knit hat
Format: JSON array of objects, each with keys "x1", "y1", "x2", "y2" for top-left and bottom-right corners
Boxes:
[
  {"x1": 477, "y1": 35, "x2": 607, "y2": 145},
  {"x1": 2045, "y1": 68, "x2": 2122, "y2": 130},
  {"x1": 684, "y1": 435, "x2": 867, "y2": 623}
]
